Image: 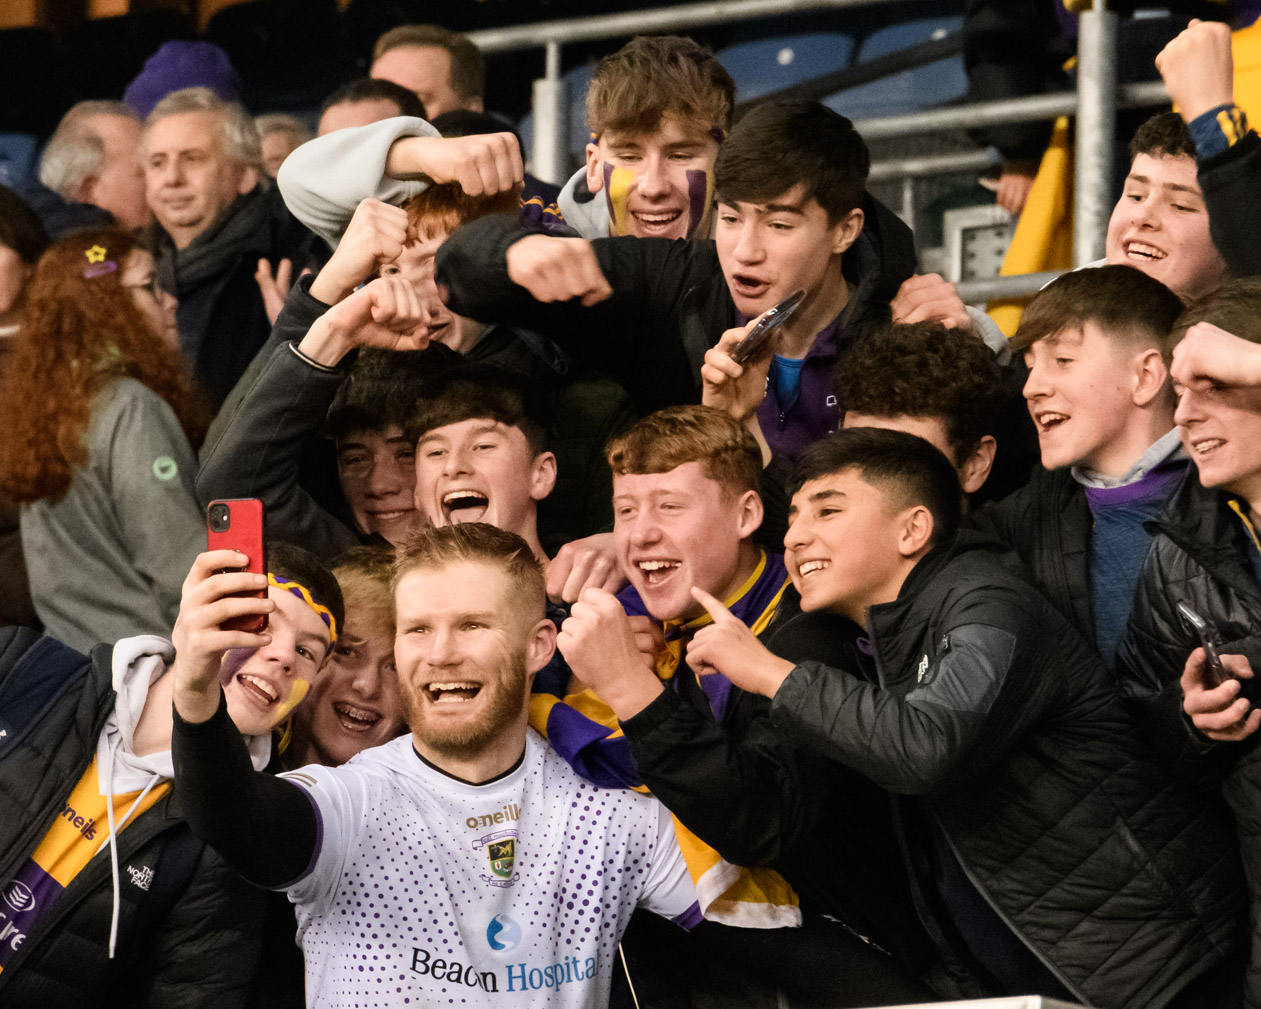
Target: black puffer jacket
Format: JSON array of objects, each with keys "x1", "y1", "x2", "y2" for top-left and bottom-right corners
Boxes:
[
  {"x1": 971, "y1": 465, "x2": 1095, "y2": 642},
  {"x1": 769, "y1": 532, "x2": 1245, "y2": 1009},
  {"x1": 1118, "y1": 475, "x2": 1261, "y2": 1006},
  {"x1": 0, "y1": 628, "x2": 265, "y2": 1009}
]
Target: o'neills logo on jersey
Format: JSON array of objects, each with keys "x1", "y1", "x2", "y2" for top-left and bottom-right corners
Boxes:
[
  {"x1": 464, "y1": 802, "x2": 520, "y2": 831},
  {"x1": 410, "y1": 946, "x2": 598, "y2": 994},
  {"x1": 473, "y1": 829, "x2": 520, "y2": 888},
  {"x1": 59, "y1": 800, "x2": 97, "y2": 840}
]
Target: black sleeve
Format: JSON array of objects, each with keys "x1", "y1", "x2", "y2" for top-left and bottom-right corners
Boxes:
[
  {"x1": 201, "y1": 272, "x2": 333, "y2": 447},
  {"x1": 1199, "y1": 131, "x2": 1261, "y2": 280},
  {"x1": 171, "y1": 692, "x2": 317, "y2": 888},
  {"x1": 195, "y1": 337, "x2": 361, "y2": 560},
  {"x1": 624, "y1": 686, "x2": 822, "y2": 868},
  {"x1": 435, "y1": 212, "x2": 721, "y2": 413}
]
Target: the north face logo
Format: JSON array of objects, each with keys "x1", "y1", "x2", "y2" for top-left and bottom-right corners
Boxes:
[{"x1": 126, "y1": 865, "x2": 154, "y2": 891}]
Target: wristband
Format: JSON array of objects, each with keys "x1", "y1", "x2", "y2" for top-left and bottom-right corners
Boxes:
[{"x1": 1189, "y1": 103, "x2": 1249, "y2": 161}]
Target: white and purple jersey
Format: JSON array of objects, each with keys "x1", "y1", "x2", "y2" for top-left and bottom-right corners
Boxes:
[{"x1": 279, "y1": 729, "x2": 699, "y2": 1007}]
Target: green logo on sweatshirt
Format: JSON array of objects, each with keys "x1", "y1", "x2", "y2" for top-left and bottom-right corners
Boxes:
[{"x1": 152, "y1": 456, "x2": 178, "y2": 481}]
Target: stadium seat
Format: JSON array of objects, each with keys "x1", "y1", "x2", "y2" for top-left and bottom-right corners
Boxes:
[
  {"x1": 825, "y1": 17, "x2": 966, "y2": 120},
  {"x1": 717, "y1": 33, "x2": 855, "y2": 102}
]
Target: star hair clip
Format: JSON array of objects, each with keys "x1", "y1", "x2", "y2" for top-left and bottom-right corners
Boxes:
[{"x1": 83, "y1": 244, "x2": 117, "y2": 279}]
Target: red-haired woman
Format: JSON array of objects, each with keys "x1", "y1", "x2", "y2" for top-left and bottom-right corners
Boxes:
[{"x1": 0, "y1": 227, "x2": 208, "y2": 652}]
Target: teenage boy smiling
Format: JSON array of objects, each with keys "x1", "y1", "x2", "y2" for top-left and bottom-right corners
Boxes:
[
  {"x1": 974, "y1": 265, "x2": 1188, "y2": 668},
  {"x1": 438, "y1": 100, "x2": 1002, "y2": 458},
  {"x1": 533, "y1": 407, "x2": 938, "y2": 1006},
  {"x1": 620, "y1": 427, "x2": 1246, "y2": 1009},
  {"x1": 1114, "y1": 281, "x2": 1261, "y2": 1009}
]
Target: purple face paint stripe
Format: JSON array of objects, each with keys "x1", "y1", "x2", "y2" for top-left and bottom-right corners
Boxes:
[
  {"x1": 686, "y1": 169, "x2": 708, "y2": 239},
  {"x1": 602, "y1": 161, "x2": 619, "y2": 233}
]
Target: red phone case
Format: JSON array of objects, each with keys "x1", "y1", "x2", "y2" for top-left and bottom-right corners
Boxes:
[{"x1": 206, "y1": 498, "x2": 267, "y2": 632}]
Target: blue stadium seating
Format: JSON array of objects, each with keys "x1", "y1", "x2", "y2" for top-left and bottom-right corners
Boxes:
[
  {"x1": 717, "y1": 33, "x2": 855, "y2": 102},
  {"x1": 826, "y1": 17, "x2": 966, "y2": 121}
]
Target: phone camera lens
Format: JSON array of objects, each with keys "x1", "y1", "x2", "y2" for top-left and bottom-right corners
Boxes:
[{"x1": 209, "y1": 504, "x2": 231, "y2": 533}]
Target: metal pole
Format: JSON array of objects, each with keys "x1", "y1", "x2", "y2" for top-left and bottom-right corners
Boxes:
[
  {"x1": 957, "y1": 270, "x2": 1067, "y2": 304},
  {"x1": 852, "y1": 79, "x2": 1164, "y2": 140},
  {"x1": 468, "y1": 0, "x2": 896, "y2": 53},
  {"x1": 868, "y1": 148, "x2": 1000, "y2": 182},
  {"x1": 531, "y1": 41, "x2": 569, "y2": 186},
  {"x1": 900, "y1": 177, "x2": 915, "y2": 231},
  {"x1": 1074, "y1": 3, "x2": 1119, "y2": 266}
]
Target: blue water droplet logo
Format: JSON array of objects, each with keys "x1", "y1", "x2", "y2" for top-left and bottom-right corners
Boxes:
[{"x1": 486, "y1": 913, "x2": 522, "y2": 952}]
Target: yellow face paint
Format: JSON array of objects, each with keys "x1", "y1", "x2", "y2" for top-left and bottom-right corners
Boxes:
[
  {"x1": 274, "y1": 678, "x2": 311, "y2": 722},
  {"x1": 602, "y1": 163, "x2": 635, "y2": 236}
]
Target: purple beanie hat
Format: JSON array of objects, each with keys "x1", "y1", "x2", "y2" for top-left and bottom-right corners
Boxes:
[{"x1": 124, "y1": 41, "x2": 241, "y2": 119}]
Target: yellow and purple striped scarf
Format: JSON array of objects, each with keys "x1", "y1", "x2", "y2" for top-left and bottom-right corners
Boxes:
[{"x1": 529, "y1": 552, "x2": 800, "y2": 927}]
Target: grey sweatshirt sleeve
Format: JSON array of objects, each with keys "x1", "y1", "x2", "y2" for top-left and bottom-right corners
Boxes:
[
  {"x1": 275, "y1": 116, "x2": 442, "y2": 248},
  {"x1": 104, "y1": 381, "x2": 205, "y2": 628}
]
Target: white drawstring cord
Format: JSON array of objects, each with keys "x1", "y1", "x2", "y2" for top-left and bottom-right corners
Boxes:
[{"x1": 96, "y1": 737, "x2": 160, "y2": 959}]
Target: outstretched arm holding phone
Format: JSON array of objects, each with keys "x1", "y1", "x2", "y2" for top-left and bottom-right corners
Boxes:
[{"x1": 171, "y1": 551, "x2": 322, "y2": 888}]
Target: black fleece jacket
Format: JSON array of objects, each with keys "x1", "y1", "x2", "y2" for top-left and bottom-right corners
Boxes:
[{"x1": 434, "y1": 192, "x2": 917, "y2": 422}]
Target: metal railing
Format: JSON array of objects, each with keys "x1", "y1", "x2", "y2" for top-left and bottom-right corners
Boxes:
[{"x1": 469, "y1": 0, "x2": 1169, "y2": 301}]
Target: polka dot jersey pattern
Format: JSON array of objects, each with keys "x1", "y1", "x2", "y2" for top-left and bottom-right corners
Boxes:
[{"x1": 279, "y1": 728, "x2": 696, "y2": 1007}]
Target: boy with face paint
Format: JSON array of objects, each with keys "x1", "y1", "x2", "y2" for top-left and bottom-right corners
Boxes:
[
  {"x1": 168, "y1": 523, "x2": 701, "y2": 1009},
  {"x1": 277, "y1": 36, "x2": 732, "y2": 244},
  {"x1": 436, "y1": 99, "x2": 1008, "y2": 456},
  {"x1": 0, "y1": 542, "x2": 342, "y2": 1005},
  {"x1": 564, "y1": 35, "x2": 733, "y2": 241}
]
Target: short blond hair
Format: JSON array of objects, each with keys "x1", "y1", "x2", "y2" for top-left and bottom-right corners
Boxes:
[
  {"x1": 392, "y1": 523, "x2": 544, "y2": 620},
  {"x1": 333, "y1": 545, "x2": 395, "y2": 618},
  {"x1": 606, "y1": 405, "x2": 761, "y2": 497}
]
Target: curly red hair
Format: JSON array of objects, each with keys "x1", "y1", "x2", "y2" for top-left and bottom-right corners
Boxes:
[{"x1": 0, "y1": 227, "x2": 208, "y2": 503}]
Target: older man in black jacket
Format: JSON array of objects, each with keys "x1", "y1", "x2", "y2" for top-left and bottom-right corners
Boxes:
[
  {"x1": 585, "y1": 428, "x2": 1247, "y2": 1009},
  {"x1": 143, "y1": 87, "x2": 309, "y2": 409}
]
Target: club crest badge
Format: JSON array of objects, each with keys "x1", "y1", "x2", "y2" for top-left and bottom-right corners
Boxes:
[{"x1": 473, "y1": 830, "x2": 520, "y2": 888}]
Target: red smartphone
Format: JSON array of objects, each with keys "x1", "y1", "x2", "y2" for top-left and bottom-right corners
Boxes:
[{"x1": 206, "y1": 498, "x2": 267, "y2": 632}]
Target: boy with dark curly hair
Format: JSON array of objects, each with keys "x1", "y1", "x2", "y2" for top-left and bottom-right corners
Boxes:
[{"x1": 838, "y1": 321, "x2": 1006, "y2": 500}]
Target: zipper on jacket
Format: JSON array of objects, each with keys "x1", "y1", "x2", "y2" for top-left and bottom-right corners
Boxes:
[{"x1": 932, "y1": 816, "x2": 1092, "y2": 1007}]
